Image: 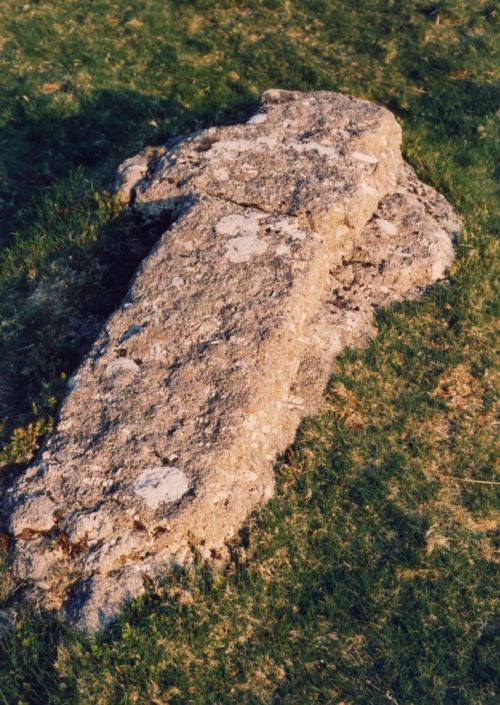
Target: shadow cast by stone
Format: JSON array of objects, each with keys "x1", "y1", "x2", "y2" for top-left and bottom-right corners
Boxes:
[{"x1": 0, "y1": 87, "x2": 260, "y2": 442}]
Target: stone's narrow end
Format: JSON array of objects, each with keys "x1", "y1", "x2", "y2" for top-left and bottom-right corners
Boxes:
[{"x1": 4, "y1": 90, "x2": 460, "y2": 632}]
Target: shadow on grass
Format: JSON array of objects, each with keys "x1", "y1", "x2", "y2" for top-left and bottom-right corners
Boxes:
[
  {"x1": 0, "y1": 608, "x2": 76, "y2": 704},
  {"x1": 0, "y1": 86, "x2": 256, "y2": 244},
  {"x1": 0, "y1": 86, "x2": 257, "y2": 439},
  {"x1": 0, "y1": 86, "x2": 257, "y2": 702},
  {"x1": 1, "y1": 427, "x2": 495, "y2": 705},
  {"x1": 0, "y1": 9, "x2": 498, "y2": 693}
]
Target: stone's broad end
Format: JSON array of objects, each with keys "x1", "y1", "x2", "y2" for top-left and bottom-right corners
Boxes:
[{"x1": 4, "y1": 89, "x2": 461, "y2": 632}]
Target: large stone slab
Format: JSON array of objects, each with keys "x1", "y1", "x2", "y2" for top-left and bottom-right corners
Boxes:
[{"x1": 4, "y1": 90, "x2": 461, "y2": 631}]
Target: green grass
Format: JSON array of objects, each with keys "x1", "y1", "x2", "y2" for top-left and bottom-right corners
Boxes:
[{"x1": 0, "y1": 1, "x2": 498, "y2": 703}]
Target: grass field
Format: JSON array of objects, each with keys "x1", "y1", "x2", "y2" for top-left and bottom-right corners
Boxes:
[{"x1": 0, "y1": 1, "x2": 498, "y2": 703}]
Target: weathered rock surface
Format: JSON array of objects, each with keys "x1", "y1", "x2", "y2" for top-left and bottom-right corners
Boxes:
[{"x1": 4, "y1": 90, "x2": 461, "y2": 631}]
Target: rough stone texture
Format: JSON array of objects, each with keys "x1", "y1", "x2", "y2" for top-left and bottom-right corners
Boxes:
[{"x1": 4, "y1": 90, "x2": 461, "y2": 631}]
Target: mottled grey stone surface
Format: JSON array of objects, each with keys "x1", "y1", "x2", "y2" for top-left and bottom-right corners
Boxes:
[{"x1": 4, "y1": 90, "x2": 460, "y2": 631}]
